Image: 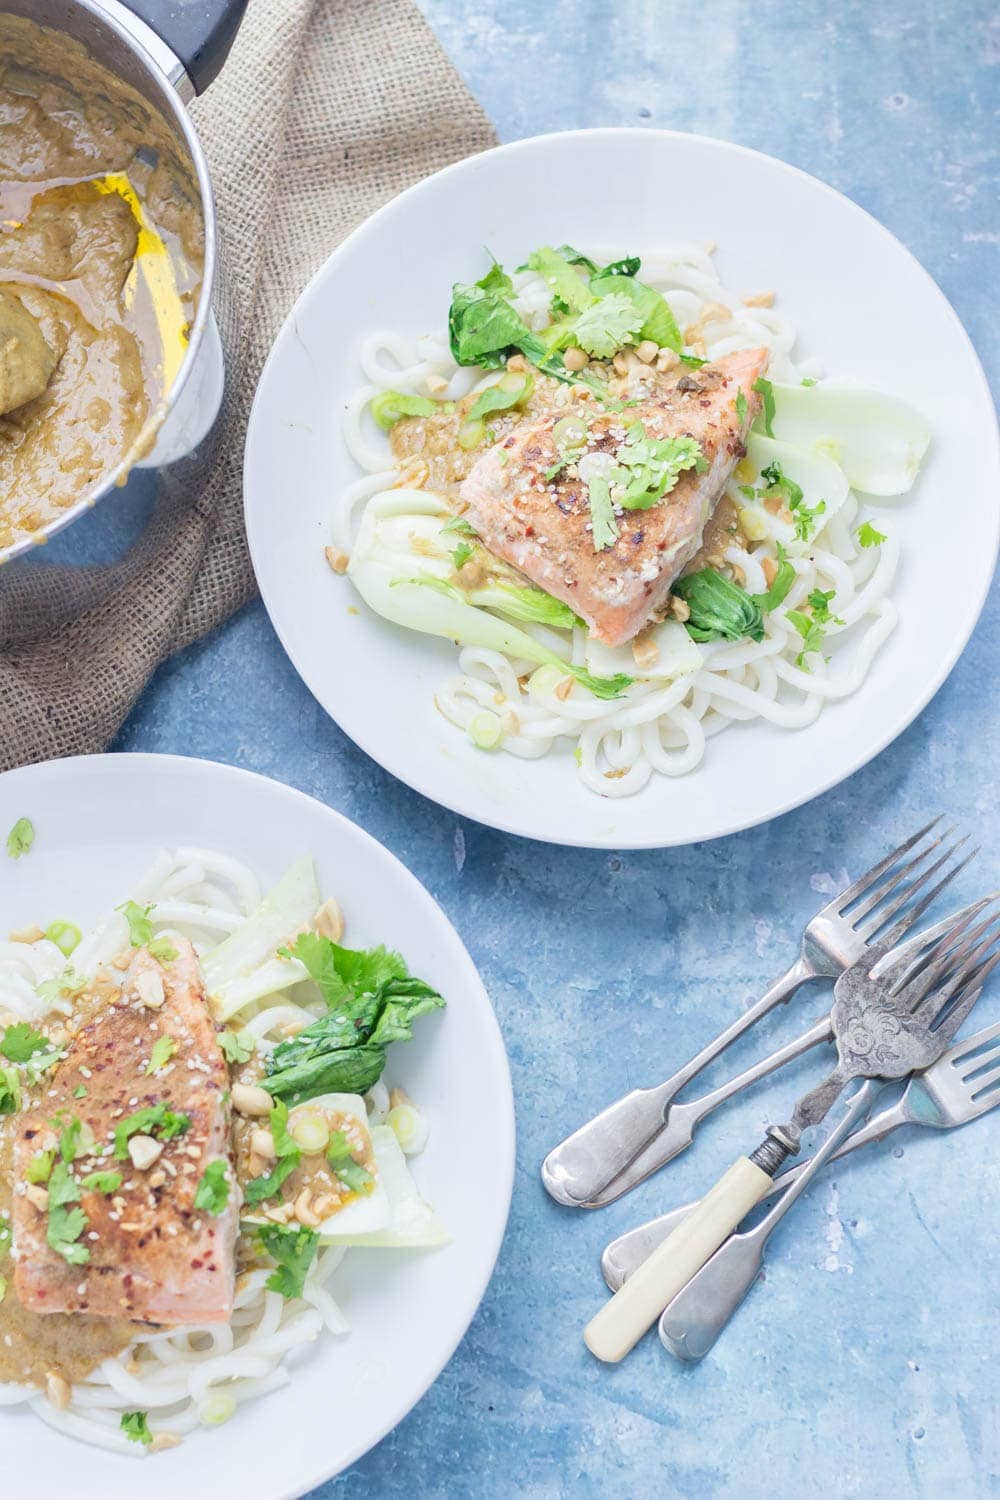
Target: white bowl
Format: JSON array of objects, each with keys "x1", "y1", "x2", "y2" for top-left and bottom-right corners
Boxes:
[
  {"x1": 0, "y1": 754, "x2": 514, "y2": 1498},
  {"x1": 245, "y1": 128, "x2": 999, "y2": 848}
]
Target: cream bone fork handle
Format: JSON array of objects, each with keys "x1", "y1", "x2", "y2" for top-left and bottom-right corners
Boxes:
[
  {"x1": 657, "y1": 1014, "x2": 1000, "y2": 1361},
  {"x1": 543, "y1": 818, "x2": 969, "y2": 1209},
  {"x1": 583, "y1": 900, "x2": 999, "y2": 1363},
  {"x1": 601, "y1": 1014, "x2": 1000, "y2": 1292}
]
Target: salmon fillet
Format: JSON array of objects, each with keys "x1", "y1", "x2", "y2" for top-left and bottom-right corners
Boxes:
[
  {"x1": 12, "y1": 939, "x2": 237, "y2": 1326},
  {"x1": 459, "y1": 347, "x2": 769, "y2": 647}
]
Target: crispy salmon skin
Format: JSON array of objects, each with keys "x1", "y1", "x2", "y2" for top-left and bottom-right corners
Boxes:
[
  {"x1": 459, "y1": 347, "x2": 769, "y2": 647},
  {"x1": 11, "y1": 939, "x2": 237, "y2": 1326}
]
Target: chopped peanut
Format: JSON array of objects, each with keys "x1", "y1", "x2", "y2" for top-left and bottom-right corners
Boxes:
[
  {"x1": 324, "y1": 546, "x2": 349, "y2": 575},
  {"x1": 562, "y1": 346, "x2": 588, "y2": 372}
]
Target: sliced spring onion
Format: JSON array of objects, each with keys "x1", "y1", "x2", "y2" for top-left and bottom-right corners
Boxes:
[
  {"x1": 457, "y1": 417, "x2": 487, "y2": 450},
  {"x1": 386, "y1": 1103, "x2": 429, "y2": 1155},
  {"x1": 288, "y1": 1108, "x2": 331, "y2": 1156},
  {"x1": 468, "y1": 711, "x2": 503, "y2": 749},
  {"x1": 551, "y1": 415, "x2": 588, "y2": 448},
  {"x1": 527, "y1": 663, "x2": 565, "y2": 700},
  {"x1": 369, "y1": 390, "x2": 438, "y2": 430},
  {"x1": 45, "y1": 920, "x2": 82, "y2": 958},
  {"x1": 198, "y1": 1392, "x2": 237, "y2": 1427}
]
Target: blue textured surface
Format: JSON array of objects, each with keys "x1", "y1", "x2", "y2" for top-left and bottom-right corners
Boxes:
[{"x1": 114, "y1": 3, "x2": 1000, "y2": 1495}]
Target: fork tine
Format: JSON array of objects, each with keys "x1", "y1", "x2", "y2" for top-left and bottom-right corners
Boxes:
[
  {"x1": 933, "y1": 980, "x2": 988, "y2": 1048},
  {"x1": 828, "y1": 816, "x2": 944, "y2": 917},
  {"x1": 894, "y1": 905, "x2": 1000, "y2": 1004},
  {"x1": 934, "y1": 948, "x2": 1000, "y2": 1036},
  {"x1": 865, "y1": 846, "x2": 980, "y2": 954},
  {"x1": 952, "y1": 1017, "x2": 1000, "y2": 1073},
  {"x1": 916, "y1": 930, "x2": 1000, "y2": 1023},
  {"x1": 885, "y1": 897, "x2": 994, "y2": 996},
  {"x1": 969, "y1": 1061, "x2": 1000, "y2": 1096},
  {"x1": 840, "y1": 828, "x2": 949, "y2": 926}
]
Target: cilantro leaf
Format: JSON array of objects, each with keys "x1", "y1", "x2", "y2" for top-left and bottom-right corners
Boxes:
[
  {"x1": 440, "y1": 515, "x2": 477, "y2": 537},
  {"x1": 572, "y1": 293, "x2": 644, "y2": 359},
  {"x1": 219, "y1": 1029, "x2": 255, "y2": 1065},
  {"x1": 47, "y1": 1161, "x2": 89, "y2": 1264},
  {"x1": 586, "y1": 471, "x2": 620, "y2": 552},
  {"x1": 194, "y1": 1160, "x2": 230, "y2": 1216},
  {"x1": 58, "y1": 1115, "x2": 86, "y2": 1163},
  {"x1": 786, "y1": 608, "x2": 827, "y2": 667},
  {"x1": 117, "y1": 900, "x2": 153, "y2": 947},
  {"x1": 114, "y1": 1104, "x2": 191, "y2": 1158},
  {"x1": 760, "y1": 460, "x2": 803, "y2": 509},
  {"x1": 735, "y1": 389, "x2": 748, "y2": 424},
  {"x1": 326, "y1": 1132, "x2": 374, "y2": 1194},
  {"x1": 475, "y1": 256, "x2": 513, "y2": 295},
  {"x1": 256, "y1": 1223, "x2": 318, "y2": 1300},
  {"x1": 793, "y1": 499, "x2": 826, "y2": 542},
  {"x1": 147, "y1": 937, "x2": 178, "y2": 964},
  {"x1": 857, "y1": 521, "x2": 887, "y2": 548},
  {"x1": 121, "y1": 1411, "x2": 152, "y2": 1446},
  {"x1": 6, "y1": 817, "x2": 34, "y2": 860},
  {"x1": 0, "y1": 1023, "x2": 48, "y2": 1063},
  {"x1": 146, "y1": 1035, "x2": 178, "y2": 1076},
  {"x1": 82, "y1": 1170, "x2": 123, "y2": 1195},
  {"x1": 806, "y1": 588, "x2": 844, "y2": 626},
  {"x1": 615, "y1": 425, "x2": 704, "y2": 511},
  {"x1": 588, "y1": 272, "x2": 682, "y2": 352},
  {"x1": 451, "y1": 541, "x2": 475, "y2": 571}
]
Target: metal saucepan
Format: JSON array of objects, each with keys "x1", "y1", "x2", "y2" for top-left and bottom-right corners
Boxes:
[{"x1": 0, "y1": 0, "x2": 248, "y2": 573}]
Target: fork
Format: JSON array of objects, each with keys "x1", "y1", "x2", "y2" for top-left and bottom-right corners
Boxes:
[
  {"x1": 658, "y1": 1006, "x2": 1000, "y2": 1361},
  {"x1": 542, "y1": 819, "x2": 971, "y2": 1208},
  {"x1": 600, "y1": 916, "x2": 1000, "y2": 1291},
  {"x1": 583, "y1": 902, "x2": 998, "y2": 1362}
]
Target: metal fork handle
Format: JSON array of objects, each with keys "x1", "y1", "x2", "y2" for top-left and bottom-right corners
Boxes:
[
  {"x1": 659, "y1": 1078, "x2": 884, "y2": 1361},
  {"x1": 583, "y1": 1013, "x2": 834, "y2": 1208},
  {"x1": 601, "y1": 1089, "x2": 912, "y2": 1290},
  {"x1": 540, "y1": 956, "x2": 814, "y2": 1207}
]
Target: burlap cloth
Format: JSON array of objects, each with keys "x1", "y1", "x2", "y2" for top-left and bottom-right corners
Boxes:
[{"x1": 0, "y1": 0, "x2": 494, "y2": 770}]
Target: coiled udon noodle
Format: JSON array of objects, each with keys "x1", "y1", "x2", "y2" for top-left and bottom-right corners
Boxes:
[
  {"x1": 337, "y1": 245, "x2": 900, "y2": 796},
  {"x1": 0, "y1": 849, "x2": 398, "y2": 1455}
]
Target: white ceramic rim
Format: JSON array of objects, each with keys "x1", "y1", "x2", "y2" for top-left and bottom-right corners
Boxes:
[{"x1": 245, "y1": 127, "x2": 1000, "y2": 850}]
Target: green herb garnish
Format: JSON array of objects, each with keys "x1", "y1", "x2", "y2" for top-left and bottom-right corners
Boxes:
[
  {"x1": 121, "y1": 1411, "x2": 152, "y2": 1446},
  {"x1": 857, "y1": 521, "x2": 887, "y2": 548},
  {"x1": 0, "y1": 1068, "x2": 21, "y2": 1116},
  {"x1": 243, "y1": 1101, "x2": 301, "y2": 1205},
  {"x1": 194, "y1": 1160, "x2": 231, "y2": 1216},
  {"x1": 256, "y1": 1222, "x2": 318, "y2": 1301},
  {"x1": 0, "y1": 1023, "x2": 48, "y2": 1063},
  {"x1": 82, "y1": 1170, "x2": 123, "y2": 1195},
  {"x1": 753, "y1": 377, "x2": 776, "y2": 436},
  {"x1": 146, "y1": 1036, "x2": 178, "y2": 1076},
  {"x1": 47, "y1": 1161, "x2": 89, "y2": 1264},
  {"x1": 117, "y1": 900, "x2": 154, "y2": 947},
  {"x1": 113, "y1": 1104, "x2": 191, "y2": 1159},
  {"x1": 219, "y1": 1029, "x2": 255, "y2": 1065}
]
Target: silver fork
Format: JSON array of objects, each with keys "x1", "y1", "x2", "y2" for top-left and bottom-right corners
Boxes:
[
  {"x1": 583, "y1": 903, "x2": 998, "y2": 1363},
  {"x1": 602, "y1": 1015, "x2": 1000, "y2": 1294},
  {"x1": 600, "y1": 901, "x2": 1000, "y2": 1290},
  {"x1": 542, "y1": 819, "x2": 972, "y2": 1208},
  {"x1": 658, "y1": 1000, "x2": 1000, "y2": 1362}
]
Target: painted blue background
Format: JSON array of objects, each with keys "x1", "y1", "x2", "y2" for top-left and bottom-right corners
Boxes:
[{"x1": 114, "y1": 2, "x2": 1000, "y2": 1495}]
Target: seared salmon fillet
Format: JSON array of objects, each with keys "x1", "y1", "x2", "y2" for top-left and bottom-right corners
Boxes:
[
  {"x1": 12, "y1": 939, "x2": 237, "y2": 1326},
  {"x1": 459, "y1": 347, "x2": 769, "y2": 646}
]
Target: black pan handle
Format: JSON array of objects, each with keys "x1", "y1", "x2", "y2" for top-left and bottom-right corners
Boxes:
[{"x1": 124, "y1": 0, "x2": 249, "y2": 95}]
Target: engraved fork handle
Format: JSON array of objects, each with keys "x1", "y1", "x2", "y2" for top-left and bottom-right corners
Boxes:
[
  {"x1": 600, "y1": 1089, "x2": 914, "y2": 1291},
  {"x1": 541, "y1": 956, "x2": 814, "y2": 1207},
  {"x1": 658, "y1": 1079, "x2": 885, "y2": 1361}
]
